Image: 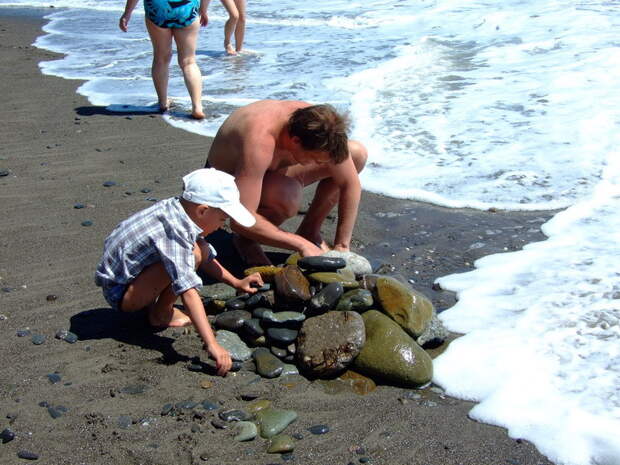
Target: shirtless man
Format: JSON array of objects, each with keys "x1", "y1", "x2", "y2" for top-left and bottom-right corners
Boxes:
[{"x1": 205, "y1": 100, "x2": 368, "y2": 265}]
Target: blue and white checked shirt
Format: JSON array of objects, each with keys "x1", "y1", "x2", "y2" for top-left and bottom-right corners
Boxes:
[{"x1": 95, "y1": 197, "x2": 215, "y2": 296}]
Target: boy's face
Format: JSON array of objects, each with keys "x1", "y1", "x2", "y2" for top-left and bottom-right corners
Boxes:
[{"x1": 197, "y1": 206, "x2": 228, "y2": 234}]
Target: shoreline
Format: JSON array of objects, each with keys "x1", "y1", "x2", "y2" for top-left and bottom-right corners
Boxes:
[{"x1": 0, "y1": 8, "x2": 556, "y2": 465}]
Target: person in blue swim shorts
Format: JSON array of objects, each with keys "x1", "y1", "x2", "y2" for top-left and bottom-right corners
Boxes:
[{"x1": 119, "y1": 0, "x2": 209, "y2": 119}]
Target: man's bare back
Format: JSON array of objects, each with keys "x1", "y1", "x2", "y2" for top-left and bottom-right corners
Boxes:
[{"x1": 206, "y1": 100, "x2": 368, "y2": 265}]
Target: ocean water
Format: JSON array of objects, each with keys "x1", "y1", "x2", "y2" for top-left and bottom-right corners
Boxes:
[{"x1": 1, "y1": 0, "x2": 619, "y2": 464}]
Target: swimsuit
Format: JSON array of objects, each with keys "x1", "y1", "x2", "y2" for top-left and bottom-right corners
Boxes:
[{"x1": 144, "y1": 0, "x2": 200, "y2": 28}]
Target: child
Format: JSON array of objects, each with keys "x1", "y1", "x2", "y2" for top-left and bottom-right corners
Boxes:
[{"x1": 95, "y1": 168, "x2": 263, "y2": 376}]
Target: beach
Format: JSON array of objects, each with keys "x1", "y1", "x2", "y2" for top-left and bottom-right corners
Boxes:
[{"x1": 0, "y1": 9, "x2": 559, "y2": 465}]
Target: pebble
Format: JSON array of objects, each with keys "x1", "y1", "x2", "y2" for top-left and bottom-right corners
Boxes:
[
  {"x1": 0, "y1": 169, "x2": 10, "y2": 177},
  {"x1": 47, "y1": 373, "x2": 61, "y2": 384},
  {"x1": 308, "y1": 424, "x2": 330, "y2": 435},
  {"x1": 161, "y1": 403, "x2": 173, "y2": 416},
  {"x1": 16, "y1": 329, "x2": 31, "y2": 337},
  {"x1": 211, "y1": 419, "x2": 228, "y2": 429},
  {"x1": 38, "y1": 401, "x2": 49, "y2": 407},
  {"x1": 359, "y1": 457, "x2": 371, "y2": 463},
  {"x1": 266, "y1": 327, "x2": 298, "y2": 345},
  {"x1": 292, "y1": 432, "x2": 303, "y2": 440},
  {"x1": 267, "y1": 434, "x2": 295, "y2": 454},
  {"x1": 73, "y1": 203, "x2": 85, "y2": 209},
  {"x1": 117, "y1": 415, "x2": 132, "y2": 429},
  {"x1": 200, "y1": 379, "x2": 213, "y2": 389},
  {"x1": 146, "y1": 197, "x2": 158, "y2": 202},
  {"x1": 175, "y1": 400, "x2": 198, "y2": 410},
  {"x1": 81, "y1": 220, "x2": 93, "y2": 227},
  {"x1": 17, "y1": 450, "x2": 39, "y2": 460},
  {"x1": 1, "y1": 428, "x2": 15, "y2": 443},
  {"x1": 47, "y1": 406, "x2": 64, "y2": 419},
  {"x1": 191, "y1": 424, "x2": 201, "y2": 433},
  {"x1": 102, "y1": 181, "x2": 116, "y2": 187},
  {"x1": 234, "y1": 421, "x2": 258, "y2": 442},
  {"x1": 55, "y1": 330, "x2": 78, "y2": 343},
  {"x1": 218, "y1": 409, "x2": 252, "y2": 422},
  {"x1": 120, "y1": 384, "x2": 148, "y2": 395},
  {"x1": 31, "y1": 334, "x2": 45, "y2": 345},
  {"x1": 46, "y1": 294, "x2": 58, "y2": 302},
  {"x1": 0, "y1": 314, "x2": 6, "y2": 321},
  {"x1": 201, "y1": 400, "x2": 219, "y2": 411},
  {"x1": 140, "y1": 188, "x2": 151, "y2": 193}
]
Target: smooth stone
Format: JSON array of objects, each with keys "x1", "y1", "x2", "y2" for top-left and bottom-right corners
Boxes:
[
  {"x1": 191, "y1": 423, "x2": 201, "y2": 433},
  {"x1": 219, "y1": 409, "x2": 252, "y2": 422},
  {"x1": 245, "y1": 292, "x2": 271, "y2": 309},
  {"x1": 416, "y1": 313, "x2": 449, "y2": 348},
  {"x1": 243, "y1": 318, "x2": 265, "y2": 337},
  {"x1": 17, "y1": 450, "x2": 39, "y2": 460},
  {"x1": 339, "y1": 370, "x2": 377, "y2": 395},
  {"x1": 335, "y1": 289, "x2": 373, "y2": 312},
  {"x1": 16, "y1": 329, "x2": 31, "y2": 337},
  {"x1": 234, "y1": 421, "x2": 258, "y2": 441},
  {"x1": 352, "y1": 310, "x2": 433, "y2": 388},
  {"x1": 270, "y1": 345, "x2": 287, "y2": 358},
  {"x1": 118, "y1": 415, "x2": 132, "y2": 429},
  {"x1": 225, "y1": 297, "x2": 246, "y2": 310},
  {"x1": 267, "y1": 434, "x2": 295, "y2": 454},
  {"x1": 309, "y1": 282, "x2": 344, "y2": 314},
  {"x1": 0, "y1": 169, "x2": 10, "y2": 177},
  {"x1": 280, "y1": 364, "x2": 299, "y2": 376},
  {"x1": 215, "y1": 310, "x2": 252, "y2": 331},
  {"x1": 359, "y1": 274, "x2": 380, "y2": 292},
  {"x1": 253, "y1": 347, "x2": 284, "y2": 378},
  {"x1": 1, "y1": 428, "x2": 15, "y2": 443},
  {"x1": 81, "y1": 220, "x2": 93, "y2": 227},
  {"x1": 120, "y1": 384, "x2": 148, "y2": 395},
  {"x1": 47, "y1": 373, "x2": 61, "y2": 384},
  {"x1": 161, "y1": 403, "x2": 173, "y2": 416},
  {"x1": 266, "y1": 327, "x2": 298, "y2": 345},
  {"x1": 199, "y1": 282, "x2": 236, "y2": 301},
  {"x1": 48, "y1": 407, "x2": 63, "y2": 419},
  {"x1": 253, "y1": 307, "x2": 271, "y2": 319},
  {"x1": 31, "y1": 334, "x2": 45, "y2": 345},
  {"x1": 73, "y1": 203, "x2": 85, "y2": 209},
  {"x1": 248, "y1": 335, "x2": 267, "y2": 346},
  {"x1": 297, "y1": 256, "x2": 346, "y2": 272},
  {"x1": 201, "y1": 400, "x2": 219, "y2": 410},
  {"x1": 322, "y1": 250, "x2": 373, "y2": 277},
  {"x1": 292, "y1": 432, "x2": 304, "y2": 440},
  {"x1": 274, "y1": 265, "x2": 311, "y2": 306},
  {"x1": 54, "y1": 330, "x2": 78, "y2": 343},
  {"x1": 46, "y1": 294, "x2": 58, "y2": 302},
  {"x1": 246, "y1": 399, "x2": 272, "y2": 415},
  {"x1": 262, "y1": 310, "x2": 305, "y2": 324},
  {"x1": 308, "y1": 424, "x2": 329, "y2": 435},
  {"x1": 296, "y1": 311, "x2": 365, "y2": 377},
  {"x1": 308, "y1": 272, "x2": 359, "y2": 289},
  {"x1": 256, "y1": 408, "x2": 298, "y2": 438},
  {"x1": 244, "y1": 265, "x2": 282, "y2": 283},
  {"x1": 102, "y1": 180, "x2": 116, "y2": 187},
  {"x1": 38, "y1": 401, "x2": 49, "y2": 407},
  {"x1": 175, "y1": 400, "x2": 198, "y2": 410},
  {"x1": 211, "y1": 419, "x2": 228, "y2": 429},
  {"x1": 376, "y1": 277, "x2": 433, "y2": 338},
  {"x1": 215, "y1": 330, "x2": 252, "y2": 361}
]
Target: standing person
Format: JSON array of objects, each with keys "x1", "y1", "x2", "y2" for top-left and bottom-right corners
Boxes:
[
  {"x1": 119, "y1": 0, "x2": 209, "y2": 119},
  {"x1": 220, "y1": 0, "x2": 246, "y2": 55},
  {"x1": 205, "y1": 100, "x2": 368, "y2": 266}
]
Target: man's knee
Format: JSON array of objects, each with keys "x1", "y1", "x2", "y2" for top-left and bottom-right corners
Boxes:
[
  {"x1": 348, "y1": 140, "x2": 368, "y2": 173},
  {"x1": 178, "y1": 55, "x2": 196, "y2": 69},
  {"x1": 260, "y1": 175, "x2": 303, "y2": 223}
]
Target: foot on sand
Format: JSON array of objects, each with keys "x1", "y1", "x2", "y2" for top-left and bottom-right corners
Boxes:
[
  {"x1": 148, "y1": 306, "x2": 192, "y2": 329},
  {"x1": 225, "y1": 43, "x2": 237, "y2": 56},
  {"x1": 191, "y1": 111, "x2": 205, "y2": 120},
  {"x1": 159, "y1": 98, "x2": 172, "y2": 113}
]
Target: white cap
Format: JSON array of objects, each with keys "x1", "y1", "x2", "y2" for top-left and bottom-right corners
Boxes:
[{"x1": 182, "y1": 168, "x2": 256, "y2": 228}]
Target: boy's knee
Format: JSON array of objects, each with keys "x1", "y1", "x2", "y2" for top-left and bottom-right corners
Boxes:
[{"x1": 349, "y1": 140, "x2": 368, "y2": 173}]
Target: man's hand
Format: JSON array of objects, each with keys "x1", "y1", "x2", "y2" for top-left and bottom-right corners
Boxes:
[
  {"x1": 207, "y1": 342, "x2": 232, "y2": 376},
  {"x1": 235, "y1": 273, "x2": 264, "y2": 293},
  {"x1": 199, "y1": 11, "x2": 209, "y2": 26},
  {"x1": 119, "y1": 13, "x2": 130, "y2": 32},
  {"x1": 298, "y1": 241, "x2": 325, "y2": 258}
]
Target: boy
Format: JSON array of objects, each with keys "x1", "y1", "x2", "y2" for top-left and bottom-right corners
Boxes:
[{"x1": 95, "y1": 168, "x2": 263, "y2": 376}]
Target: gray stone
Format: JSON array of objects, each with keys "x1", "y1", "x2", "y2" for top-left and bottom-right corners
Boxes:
[
  {"x1": 322, "y1": 250, "x2": 372, "y2": 277},
  {"x1": 243, "y1": 318, "x2": 264, "y2": 338},
  {"x1": 215, "y1": 310, "x2": 252, "y2": 331},
  {"x1": 253, "y1": 347, "x2": 284, "y2": 378},
  {"x1": 261, "y1": 310, "x2": 305, "y2": 324},
  {"x1": 215, "y1": 330, "x2": 252, "y2": 361},
  {"x1": 296, "y1": 311, "x2": 365, "y2": 377},
  {"x1": 308, "y1": 282, "x2": 344, "y2": 314},
  {"x1": 256, "y1": 407, "x2": 298, "y2": 438},
  {"x1": 234, "y1": 421, "x2": 258, "y2": 441},
  {"x1": 416, "y1": 313, "x2": 449, "y2": 348},
  {"x1": 266, "y1": 327, "x2": 298, "y2": 345}
]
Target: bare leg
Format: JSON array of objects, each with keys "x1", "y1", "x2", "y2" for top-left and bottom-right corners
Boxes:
[
  {"x1": 145, "y1": 19, "x2": 173, "y2": 111},
  {"x1": 233, "y1": 0, "x2": 246, "y2": 52},
  {"x1": 173, "y1": 19, "x2": 205, "y2": 119},
  {"x1": 220, "y1": 0, "x2": 239, "y2": 55}
]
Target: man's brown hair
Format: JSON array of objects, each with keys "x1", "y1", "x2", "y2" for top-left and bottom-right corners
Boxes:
[{"x1": 287, "y1": 104, "x2": 350, "y2": 164}]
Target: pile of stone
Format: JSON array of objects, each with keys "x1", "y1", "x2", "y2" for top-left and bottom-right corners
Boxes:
[{"x1": 200, "y1": 251, "x2": 447, "y2": 388}]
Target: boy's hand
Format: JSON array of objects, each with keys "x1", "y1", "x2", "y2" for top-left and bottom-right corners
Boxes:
[
  {"x1": 207, "y1": 342, "x2": 232, "y2": 376},
  {"x1": 236, "y1": 273, "x2": 264, "y2": 293}
]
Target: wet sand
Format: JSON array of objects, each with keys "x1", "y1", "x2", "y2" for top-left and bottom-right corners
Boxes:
[{"x1": 0, "y1": 8, "x2": 556, "y2": 465}]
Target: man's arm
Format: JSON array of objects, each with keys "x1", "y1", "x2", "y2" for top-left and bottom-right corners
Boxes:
[{"x1": 329, "y1": 157, "x2": 362, "y2": 251}]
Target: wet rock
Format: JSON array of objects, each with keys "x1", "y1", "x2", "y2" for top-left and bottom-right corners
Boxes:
[
  {"x1": 81, "y1": 220, "x2": 93, "y2": 227},
  {"x1": 0, "y1": 169, "x2": 10, "y2": 177},
  {"x1": 253, "y1": 347, "x2": 284, "y2": 378},
  {"x1": 322, "y1": 250, "x2": 372, "y2": 277},
  {"x1": 31, "y1": 334, "x2": 45, "y2": 345},
  {"x1": 243, "y1": 318, "x2": 265, "y2": 338},
  {"x1": 376, "y1": 276, "x2": 433, "y2": 338},
  {"x1": 47, "y1": 373, "x2": 61, "y2": 384},
  {"x1": 16, "y1": 329, "x2": 31, "y2": 337},
  {"x1": 266, "y1": 327, "x2": 298, "y2": 345},
  {"x1": 416, "y1": 313, "x2": 448, "y2": 348},
  {"x1": 46, "y1": 294, "x2": 57, "y2": 301},
  {"x1": 54, "y1": 330, "x2": 78, "y2": 344},
  {"x1": 267, "y1": 434, "x2": 295, "y2": 453},
  {"x1": 218, "y1": 409, "x2": 252, "y2": 422},
  {"x1": 246, "y1": 399, "x2": 272, "y2": 415},
  {"x1": 270, "y1": 346, "x2": 287, "y2": 359},
  {"x1": 161, "y1": 403, "x2": 174, "y2": 416},
  {"x1": 244, "y1": 265, "x2": 282, "y2": 283},
  {"x1": 339, "y1": 370, "x2": 377, "y2": 395},
  {"x1": 297, "y1": 311, "x2": 365, "y2": 377},
  {"x1": 353, "y1": 310, "x2": 432, "y2": 388},
  {"x1": 280, "y1": 364, "x2": 299, "y2": 376},
  {"x1": 252, "y1": 307, "x2": 271, "y2": 319},
  {"x1": 245, "y1": 292, "x2": 271, "y2": 309},
  {"x1": 274, "y1": 265, "x2": 311, "y2": 308},
  {"x1": 297, "y1": 256, "x2": 346, "y2": 272},
  {"x1": 215, "y1": 310, "x2": 252, "y2": 331},
  {"x1": 201, "y1": 400, "x2": 219, "y2": 411},
  {"x1": 175, "y1": 400, "x2": 198, "y2": 410},
  {"x1": 103, "y1": 181, "x2": 116, "y2": 187},
  {"x1": 225, "y1": 297, "x2": 246, "y2": 310},
  {"x1": 335, "y1": 289, "x2": 373, "y2": 312},
  {"x1": 199, "y1": 282, "x2": 237, "y2": 301},
  {"x1": 256, "y1": 407, "x2": 298, "y2": 438},
  {"x1": 308, "y1": 282, "x2": 344, "y2": 314},
  {"x1": 261, "y1": 310, "x2": 305, "y2": 325},
  {"x1": 358, "y1": 274, "x2": 380, "y2": 293},
  {"x1": 215, "y1": 330, "x2": 252, "y2": 361},
  {"x1": 308, "y1": 424, "x2": 330, "y2": 435},
  {"x1": 1, "y1": 428, "x2": 15, "y2": 443},
  {"x1": 211, "y1": 419, "x2": 228, "y2": 429},
  {"x1": 308, "y1": 272, "x2": 359, "y2": 289},
  {"x1": 17, "y1": 450, "x2": 39, "y2": 460},
  {"x1": 234, "y1": 421, "x2": 258, "y2": 441},
  {"x1": 47, "y1": 406, "x2": 64, "y2": 419}
]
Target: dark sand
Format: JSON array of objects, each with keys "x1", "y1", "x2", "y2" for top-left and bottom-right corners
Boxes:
[{"x1": 0, "y1": 9, "x2": 556, "y2": 465}]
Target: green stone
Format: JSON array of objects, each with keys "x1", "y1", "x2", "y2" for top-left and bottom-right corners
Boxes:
[
  {"x1": 256, "y1": 408, "x2": 298, "y2": 438},
  {"x1": 253, "y1": 347, "x2": 284, "y2": 378},
  {"x1": 308, "y1": 272, "x2": 359, "y2": 289},
  {"x1": 246, "y1": 399, "x2": 272, "y2": 415},
  {"x1": 335, "y1": 288, "x2": 374, "y2": 312},
  {"x1": 244, "y1": 265, "x2": 282, "y2": 283},
  {"x1": 234, "y1": 421, "x2": 258, "y2": 442},
  {"x1": 376, "y1": 276, "x2": 433, "y2": 338},
  {"x1": 262, "y1": 310, "x2": 306, "y2": 324},
  {"x1": 352, "y1": 310, "x2": 433, "y2": 388},
  {"x1": 267, "y1": 434, "x2": 295, "y2": 453}
]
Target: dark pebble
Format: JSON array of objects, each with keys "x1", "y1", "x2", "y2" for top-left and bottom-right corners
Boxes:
[
  {"x1": 47, "y1": 373, "x2": 61, "y2": 384},
  {"x1": 102, "y1": 181, "x2": 116, "y2": 187},
  {"x1": 46, "y1": 294, "x2": 57, "y2": 302},
  {"x1": 73, "y1": 203, "x2": 85, "y2": 209},
  {"x1": 17, "y1": 450, "x2": 39, "y2": 460},
  {"x1": 47, "y1": 407, "x2": 63, "y2": 419},
  {"x1": 38, "y1": 401, "x2": 49, "y2": 408},
  {"x1": 16, "y1": 329, "x2": 31, "y2": 337},
  {"x1": 201, "y1": 400, "x2": 219, "y2": 410},
  {"x1": 225, "y1": 297, "x2": 246, "y2": 310},
  {"x1": 359, "y1": 458, "x2": 370, "y2": 463},
  {"x1": 292, "y1": 433, "x2": 303, "y2": 440},
  {"x1": 281, "y1": 453, "x2": 295, "y2": 461},
  {"x1": 175, "y1": 400, "x2": 198, "y2": 410},
  {"x1": 2, "y1": 287, "x2": 16, "y2": 293},
  {"x1": 62, "y1": 332, "x2": 78, "y2": 343},
  {"x1": 218, "y1": 409, "x2": 251, "y2": 422},
  {"x1": 117, "y1": 415, "x2": 132, "y2": 429},
  {"x1": 140, "y1": 188, "x2": 151, "y2": 193},
  {"x1": 188, "y1": 363, "x2": 203, "y2": 372},
  {"x1": 81, "y1": 220, "x2": 93, "y2": 227},
  {"x1": 146, "y1": 197, "x2": 158, "y2": 202},
  {"x1": 161, "y1": 404, "x2": 173, "y2": 416},
  {"x1": 211, "y1": 419, "x2": 228, "y2": 429},
  {"x1": 355, "y1": 447, "x2": 367, "y2": 455},
  {"x1": 0, "y1": 169, "x2": 10, "y2": 177},
  {"x1": 308, "y1": 424, "x2": 330, "y2": 435},
  {"x1": 1, "y1": 428, "x2": 15, "y2": 443},
  {"x1": 31, "y1": 334, "x2": 45, "y2": 345},
  {"x1": 120, "y1": 384, "x2": 148, "y2": 395}
]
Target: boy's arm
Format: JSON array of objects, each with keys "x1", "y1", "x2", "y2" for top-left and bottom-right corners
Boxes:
[
  {"x1": 201, "y1": 257, "x2": 264, "y2": 292},
  {"x1": 180, "y1": 287, "x2": 231, "y2": 376}
]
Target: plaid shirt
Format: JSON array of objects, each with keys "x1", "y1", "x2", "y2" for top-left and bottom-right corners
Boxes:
[{"x1": 95, "y1": 197, "x2": 215, "y2": 296}]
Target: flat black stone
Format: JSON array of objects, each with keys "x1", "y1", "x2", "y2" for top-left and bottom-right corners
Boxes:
[
  {"x1": 266, "y1": 327, "x2": 298, "y2": 345},
  {"x1": 81, "y1": 220, "x2": 93, "y2": 227},
  {"x1": 146, "y1": 197, "x2": 158, "y2": 202},
  {"x1": 211, "y1": 419, "x2": 228, "y2": 429},
  {"x1": 225, "y1": 297, "x2": 246, "y2": 310},
  {"x1": 47, "y1": 407, "x2": 63, "y2": 419},
  {"x1": 187, "y1": 363, "x2": 203, "y2": 372},
  {"x1": 161, "y1": 403, "x2": 173, "y2": 416},
  {"x1": 175, "y1": 400, "x2": 198, "y2": 410},
  {"x1": 359, "y1": 457, "x2": 371, "y2": 463},
  {"x1": 140, "y1": 188, "x2": 151, "y2": 193},
  {"x1": 62, "y1": 332, "x2": 78, "y2": 343},
  {"x1": 47, "y1": 373, "x2": 61, "y2": 384},
  {"x1": 16, "y1": 329, "x2": 31, "y2": 337},
  {"x1": 102, "y1": 181, "x2": 116, "y2": 187},
  {"x1": 17, "y1": 450, "x2": 38, "y2": 460},
  {"x1": 298, "y1": 256, "x2": 346, "y2": 272},
  {"x1": 46, "y1": 294, "x2": 58, "y2": 302},
  {"x1": 292, "y1": 432, "x2": 303, "y2": 440},
  {"x1": 252, "y1": 307, "x2": 271, "y2": 319},
  {"x1": 38, "y1": 401, "x2": 49, "y2": 408},
  {"x1": 31, "y1": 334, "x2": 45, "y2": 345},
  {"x1": 243, "y1": 318, "x2": 264, "y2": 337},
  {"x1": 308, "y1": 424, "x2": 330, "y2": 435},
  {"x1": 201, "y1": 400, "x2": 219, "y2": 411},
  {"x1": 73, "y1": 203, "x2": 85, "y2": 209},
  {"x1": 1, "y1": 428, "x2": 15, "y2": 443},
  {"x1": 0, "y1": 170, "x2": 10, "y2": 177},
  {"x1": 270, "y1": 346, "x2": 287, "y2": 359}
]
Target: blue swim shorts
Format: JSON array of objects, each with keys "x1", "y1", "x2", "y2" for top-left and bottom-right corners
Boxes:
[{"x1": 101, "y1": 283, "x2": 127, "y2": 311}]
